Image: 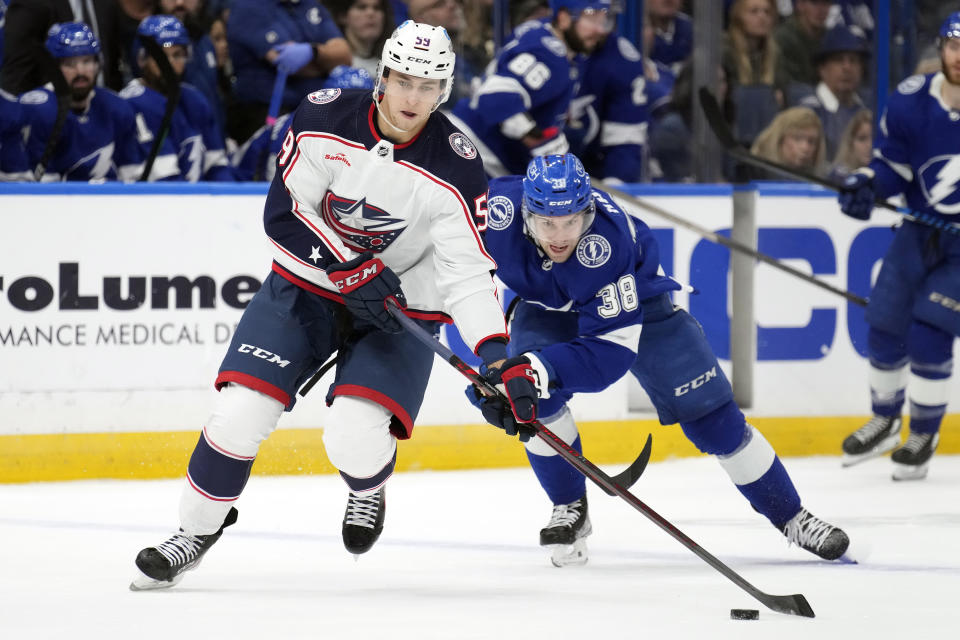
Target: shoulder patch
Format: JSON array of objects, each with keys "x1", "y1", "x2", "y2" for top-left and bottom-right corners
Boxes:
[
  {"x1": 576, "y1": 234, "x2": 612, "y2": 268},
  {"x1": 617, "y1": 37, "x2": 641, "y2": 62},
  {"x1": 448, "y1": 132, "x2": 477, "y2": 159},
  {"x1": 19, "y1": 90, "x2": 50, "y2": 105},
  {"x1": 308, "y1": 88, "x2": 341, "y2": 104},
  {"x1": 897, "y1": 74, "x2": 925, "y2": 95},
  {"x1": 487, "y1": 195, "x2": 515, "y2": 230},
  {"x1": 119, "y1": 83, "x2": 145, "y2": 99},
  {"x1": 541, "y1": 35, "x2": 567, "y2": 58}
]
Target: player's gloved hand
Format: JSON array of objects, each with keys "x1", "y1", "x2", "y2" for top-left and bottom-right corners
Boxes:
[
  {"x1": 466, "y1": 356, "x2": 540, "y2": 441},
  {"x1": 326, "y1": 252, "x2": 406, "y2": 333},
  {"x1": 273, "y1": 42, "x2": 314, "y2": 74},
  {"x1": 838, "y1": 170, "x2": 875, "y2": 221},
  {"x1": 527, "y1": 126, "x2": 570, "y2": 157}
]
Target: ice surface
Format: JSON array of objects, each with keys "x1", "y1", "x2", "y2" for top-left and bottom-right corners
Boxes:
[{"x1": 2, "y1": 455, "x2": 958, "y2": 639}]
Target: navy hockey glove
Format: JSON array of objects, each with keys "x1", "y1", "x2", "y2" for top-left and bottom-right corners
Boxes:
[
  {"x1": 326, "y1": 252, "x2": 407, "y2": 333},
  {"x1": 467, "y1": 356, "x2": 540, "y2": 442},
  {"x1": 838, "y1": 171, "x2": 875, "y2": 220}
]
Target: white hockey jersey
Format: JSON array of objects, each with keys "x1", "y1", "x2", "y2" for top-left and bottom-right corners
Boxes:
[{"x1": 263, "y1": 88, "x2": 507, "y2": 351}]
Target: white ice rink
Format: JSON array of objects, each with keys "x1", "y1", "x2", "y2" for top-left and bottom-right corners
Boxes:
[{"x1": 2, "y1": 454, "x2": 958, "y2": 639}]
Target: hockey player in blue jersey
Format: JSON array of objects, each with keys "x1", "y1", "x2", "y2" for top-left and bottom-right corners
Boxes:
[
  {"x1": 230, "y1": 65, "x2": 373, "y2": 182},
  {"x1": 836, "y1": 13, "x2": 960, "y2": 481},
  {"x1": 0, "y1": 88, "x2": 30, "y2": 181},
  {"x1": 121, "y1": 15, "x2": 233, "y2": 182},
  {"x1": 18, "y1": 22, "x2": 144, "y2": 182},
  {"x1": 448, "y1": 0, "x2": 616, "y2": 178},
  {"x1": 472, "y1": 153, "x2": 850, "y2": 566},
  {"x1": 130, "y1": 21, "x2": 538, "y2": 590},
  {"x1": 567, "y1": 27, "x2": 651, "y2": 183}
]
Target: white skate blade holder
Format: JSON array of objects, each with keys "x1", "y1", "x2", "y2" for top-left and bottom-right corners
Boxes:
[
  {"x1": 549, "y1": 538, "x2": 589, "y2": 568},
  {"x1": 129, "y1": 571, "x2": 184, "y2": 592},
  {"x1": 892, "y1": 461, "x2": 930, "y2": 481},
  {"x1": 841, "y1": 434, "x2": 900, "y2": 468}
]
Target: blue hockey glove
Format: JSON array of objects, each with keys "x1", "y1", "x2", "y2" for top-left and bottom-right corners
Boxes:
[
  {"x1": 273, "y1": 42, "x2": 314, "y2": 74},
  {"x1": 838, "y1": 171, "x2": 875, "y2": 220},
  {"x1": 326, "y1": 252, "x2": 406, "y2": 333}
]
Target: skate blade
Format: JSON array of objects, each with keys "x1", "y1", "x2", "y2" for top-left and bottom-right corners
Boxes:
[
  {"x1": 549, "y1": 538, "x2": 589, "y2": 568},
  {"x1": 892, "y1": 461, "x2": 929, "y2": 481},
  {"x1": 129, "y1": 570, "x2": 184, "y2": 591},
  {"x1": 841, "y1": 435, "x2": 900, "y2": 467}
]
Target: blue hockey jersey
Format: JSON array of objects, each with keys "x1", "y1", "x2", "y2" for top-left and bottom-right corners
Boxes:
[
  {"x1": 231, "y1": 113, "x2": 292, "y2": 182},
  {"x1": 567, "y1": 35, "x2": 650, "y2": 183},
  {"x1": 650, "y1": 11, "x2": 693, "y2": 74},
  {"x1": 0, "y1": 88, "x2": 30, "y2": 181},
  {"x1": 120, "y1": 79, "x2": 233, "y2": 182},
  {"x1": 870, "y1": 72, "x2": 960, "y2": 222},
  {"x1": 484, "y1": 176, "x2": 681, "y2": 394},
  {"x1": 18, "y1": 86, "x2": 144, "y2": 182},
  {"x1": 448, "y1": 19, "x2": 580, "y2": 177}
]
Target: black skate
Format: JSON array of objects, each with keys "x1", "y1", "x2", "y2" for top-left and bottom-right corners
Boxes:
[
  {"x1": 342, "y1": 488, "x2": 385, "y2": 556},
  {"x1": 841, "y1": 415, "x2": 902, "y2": 467},
  {"x1": 540, "y1": 494, "x2": 591, "y2": 567},
  {"x1": 891, "y1": 431, "x2": 939, "y2": 481},
  {"x1": 130, "y1": 507, "x2": 238, "y2": 591},
  {"x1": 781, "y1": 508, "x2": 849, "y2": 561}
]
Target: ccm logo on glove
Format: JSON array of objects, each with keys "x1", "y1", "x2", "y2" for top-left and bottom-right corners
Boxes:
[{"x1": 328, "y1": 258, "x2": 386, "y2": 293}]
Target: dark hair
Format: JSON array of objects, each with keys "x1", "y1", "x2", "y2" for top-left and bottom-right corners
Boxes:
[{"x1": 326, "y1": 0, "x2": 395, "y2": 61}]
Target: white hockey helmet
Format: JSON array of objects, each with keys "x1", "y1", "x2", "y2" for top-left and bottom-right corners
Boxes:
[{"x1": 375, "y1": 20, "x2": 456, "y2": 110}]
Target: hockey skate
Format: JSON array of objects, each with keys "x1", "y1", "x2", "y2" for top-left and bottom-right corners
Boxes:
[
  {"x1": 540, "y1": 494, "x2": 591, "y2": 567},
  {"x1": 342, "y1": 487, "x2": 385, "y2": 556},
  {"x1": 781, "y1": 508, "x2": 849, "y2": 561},
  {"x1": 891, "y1": 431, "x2": 939, "y2": 481},
  {"x1": 841, "y1": 415, "x2": 902, "y2": 467},
  {"x1": 130, "y1": 507, "x2": 238, "y2": 591}
]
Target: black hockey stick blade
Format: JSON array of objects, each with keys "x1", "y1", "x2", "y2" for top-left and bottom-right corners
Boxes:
[
  {"x1": 610, "y1": 432, "x2": 652, "y2": 490},
  {"x1": 759, "y1": 593, "x2": 815, "y2": 618},
  {"x1": 698, "y1": 86, "x2": 960, "y2": 237}
]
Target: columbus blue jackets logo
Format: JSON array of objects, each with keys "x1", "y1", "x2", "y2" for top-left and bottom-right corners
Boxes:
[
  {"x1": 449, "y1": 133, "x2": 477, "y2": 159},
  {"x1": 919, "y1": 155, "x2": 960, "y2": 214},
  {"x1": 487, "y1": 195, "x2": 514, "y2": 230},
  {"x1": 308, "y1": 89, "x2": 341, "y2": 104},
  {"x1": 321, "y1": 191, "x2": 406, "y2": 252},
  {"x1": 576, "y1": 234, "x2": 611, "y2": 268}
]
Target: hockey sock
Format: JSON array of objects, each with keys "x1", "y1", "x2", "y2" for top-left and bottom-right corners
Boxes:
[
  {"x1": 906, "y1": 321, "x2": 952, "y2": 435},
  {"x1": 526, "y1": 435, "x2": 586, "y2": 505},
  {"x1": 867, "y1": 327, "x2": 908, "y2": 416}
]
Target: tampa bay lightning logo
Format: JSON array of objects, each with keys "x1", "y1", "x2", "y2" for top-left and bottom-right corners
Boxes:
[
  {"x1": 918, "y1": 155, "x2": 960, "y2": 214},
  {"x1": 576, "y1": 234, "x2": 611, "y2": 268},
  {"x1": 487, "y1": 195, "x2": 514, "y2": 230},
  {"x1": 321, "y1": 192, "x2": 406, "y2": 252}
]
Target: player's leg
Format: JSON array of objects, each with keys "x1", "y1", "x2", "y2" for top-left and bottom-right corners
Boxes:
[
  {"x1": 509, "y1": 300, "x2": 590, "y2": 565},
  {"x1": 631, "y1": 295, "x2": 849, "y2": 560},
  {"x1": 323, "y1": 318, "x2": 436, "y2": 555},
  {"x1": 132, "y1": 273, "x2": 340, "y2": 589}
]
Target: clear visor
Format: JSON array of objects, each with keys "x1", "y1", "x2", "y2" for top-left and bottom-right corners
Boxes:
[
  {"x1": 523, "y1": 206, "x2": 596, "y2": 245},
  {"x1": 376, "y1": 68, "x2": 449, "y2": 112},
  {"x1": 578, "y1": 8, "x2": 617, "y2": 33}
]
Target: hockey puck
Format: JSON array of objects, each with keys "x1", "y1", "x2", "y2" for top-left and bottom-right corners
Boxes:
[{"x1": 730, "y1": 609, "x2": 759, "y2": 620}]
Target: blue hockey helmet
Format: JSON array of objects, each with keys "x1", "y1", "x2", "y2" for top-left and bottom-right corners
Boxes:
[
  {"x1": 523, "y1": 152, "x2": 595, "y2": 224},
  {"x1": 45, "y1": 22, "x2": 101, "y2": 58},
  {"x1": 549, "y1": 0, "x2": 614, "y2": 16},
  {"x1": 137, "y1": 15, "x2": 191, "y2": 48},
  {"x1": 939, "y1": 12, "x2": 960, "y2": 43},
  {"x1": 322, "y1": 65, "x2": 374, "y2": 90}
]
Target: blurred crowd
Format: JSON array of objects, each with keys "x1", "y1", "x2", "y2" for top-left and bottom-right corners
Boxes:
[{"x1": 0, "y1": 0, "x2": 952, "y2": 184}]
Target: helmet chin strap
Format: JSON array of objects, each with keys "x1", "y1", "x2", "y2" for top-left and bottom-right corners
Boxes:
[{"x1": 374, "y1": 97, "x2": 415, "y2": 135}]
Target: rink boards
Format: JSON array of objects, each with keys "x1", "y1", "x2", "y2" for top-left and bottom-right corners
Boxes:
[{"x1": 1, "y1": 182, "x2": 957, "y2": 481}]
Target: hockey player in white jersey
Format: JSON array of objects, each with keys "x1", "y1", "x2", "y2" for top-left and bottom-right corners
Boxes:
[{"x1": 130, "y1": 20, "x2": 537, "y2": 590}]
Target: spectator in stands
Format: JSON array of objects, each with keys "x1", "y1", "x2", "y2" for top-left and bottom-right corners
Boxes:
[
  {"x1": 723, "y1": 0, "x2": 786, "y2": 146},
  {"x1": 1, "y1": 0, "x2": 126, "y2": 93},
  {"x1": 646, "y1": 0, "x2": 692, "y2": 75},
  {"x1": 774, "y1": 0, "x2": 831, "y2": 93},
  {"x1": 798, "y1": 25, "x2": 869, "y2": 160},
  {"x1": 121, "y1": 15, "x2": 233, "y2": 181},
  {"x1": 157, "y1": 0, "x2": 228, "y2": 144},
  {"x1": 326, "y1": 0, "x2": 394, "y2": 81},
  {"x1": 20, "y1": 21, "x2": 145, "y2": 182},
  {"x1": 0, "y1": 87, "x2": 31, "y2": 181},
  {"x1": 226, "y1": 0, "x2": 351, "y2": 142},
  {"x1": 827, "y1": 107, "x2": 871, "y2": 182},
  {"x1": 750, "y1": 105, "x2": 826, "y2": 177}
]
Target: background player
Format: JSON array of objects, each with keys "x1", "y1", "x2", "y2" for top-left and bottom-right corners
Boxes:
[
  {"x1": 447, "y1": 0, "x2": 616, "y2": 177},
  {"x1": 837, "y1": 12, "x2": 960, "y2": 481},
  {"x1": 472, "y1": 153, "x2": 850, "y2": 567},
  {"x1": 130, "y1": 20, "x2": 536, "y2": 590}
]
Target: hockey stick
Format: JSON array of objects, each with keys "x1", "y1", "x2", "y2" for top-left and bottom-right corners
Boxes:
[
  {"x1": 598, "y1": 179, "x2": 869, "y2": 307},
  {"x1": 266, "y1": 69, "x2": 288, "y2": 126},
  {"x1": 139, "y1": 38, "x2": 182, "y2": 182},
  {"x1": 698, "y1": 87, "x2": 960, "y2": 238},
  {"x1": 387, "y1": 301, "x2": 815, "y2": 618},
  {"x1": 34, "y1": 56, "x2": 71, "y2": 181}
]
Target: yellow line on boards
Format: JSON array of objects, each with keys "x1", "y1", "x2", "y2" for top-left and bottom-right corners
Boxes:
[{"x1": 1, "y1": 415, "x2": 957, "y2": 483}]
